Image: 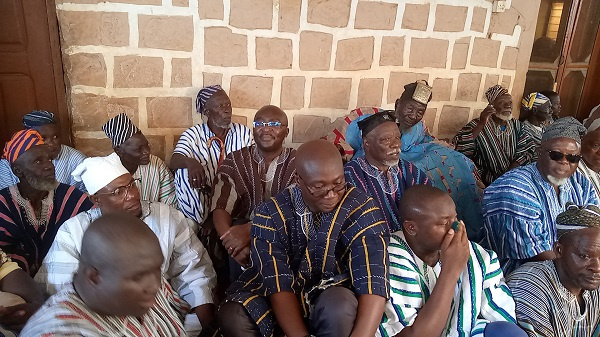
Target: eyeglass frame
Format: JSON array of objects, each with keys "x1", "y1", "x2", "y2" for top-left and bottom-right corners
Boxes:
[
  {"x1": 94, "y1": 178, "x2": 141, "y2": 198},
  {"x1": 253, "y1": 121, "x2": 288, "y2": 128},
  {"x1": 297, "y1": 174, "x2": 347, "y2": 198},
  {"x1": 545, "y1": 150, "x2": 582, "y2": 164}
]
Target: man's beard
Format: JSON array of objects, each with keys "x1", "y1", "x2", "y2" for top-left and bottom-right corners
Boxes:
[
  {"x1": 495, "y1": 112, "x2": 513, "y2": 121},
  {"x1": 27, "y1": 176, "x2": 59, "y2": 191},
  {"x1": 213, "y1": 119, "x2": 231, "y2": 129},
  {"x1": 546, "y1": 175, "x2": 568, "y2": 186}
]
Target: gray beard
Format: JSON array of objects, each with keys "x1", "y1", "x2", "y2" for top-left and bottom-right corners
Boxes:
[
  {"x1": 495, "y1": 113, "x2": 513, "y2": 121},
  {"x1": 27, "y1": 176, "x2": 59, "y2": 191},
  {"x1": 213, "y1": 120, "x2": 231, "y2": 129},
  {"x1": 546, "y1": 175, "x2": 568, "y2": 186}
]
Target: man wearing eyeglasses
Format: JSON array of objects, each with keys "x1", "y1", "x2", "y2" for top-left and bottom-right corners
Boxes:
[
  {"x1": 209, "y1": 105, "x2": 295, "y2": 283},
  {"x1": 482, "y1": 117, "x2": 599, "y2": 275},
  {"x1": 34, "y1": 154, "x2": 217, "y2": 337},
  {"x1": 218, "y1": 139, "x2": 389, "y2": 337}
]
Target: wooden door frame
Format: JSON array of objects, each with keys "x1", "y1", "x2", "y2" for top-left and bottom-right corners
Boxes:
[
  {"x1": 43, "y1": 0, "x2": 71, "y2": 145},
  {"x1": 578, "y1": 26, "x2": 600, "y2": 119}
]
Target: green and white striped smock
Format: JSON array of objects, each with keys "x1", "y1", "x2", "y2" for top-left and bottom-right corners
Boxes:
[{"x1": 378, "y1": 231, "x2": 516, "y2": 337}]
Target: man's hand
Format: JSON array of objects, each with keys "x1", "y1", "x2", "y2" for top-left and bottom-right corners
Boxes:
[
  {"x1": 220, "y1": 222, "x2": 251, "y2": 257},
  {"x1": 186, "y1": 159, "x2": 207, "y2": 189},
  {"x1": 0, "y1": 303, "x2": 40, "y2": 330},
  {"x1": 479, "y1": 105, "x2": 496, "y2": 123},
  {"x1": 439, "y1": 220, "x2": 470, "y2": 277},
  {"x1": 232, "y1": 247, "x2": 250, "y2": 267}
]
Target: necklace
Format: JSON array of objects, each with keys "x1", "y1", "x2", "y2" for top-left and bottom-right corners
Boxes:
[{"x1": 11, "y1": 186, "x2": 53, "y2": 231}]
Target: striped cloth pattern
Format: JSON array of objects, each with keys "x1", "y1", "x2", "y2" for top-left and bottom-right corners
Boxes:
[
  {"x1": 454, "y1": 118, "x2": 535, "y2": 186},
  {"x1": 378, "y1": 231, "x2": 516, "y2": 337},
  {"x1": 117, "y1": 153, "x2": 177, "y2": 207},
  {"x1": 174, "y1": 123, "x2": 252, "y2": 225},
  {"x1": 344, "y1": 157, "x2": 431, "y2": 233},
  {"x1": 507, "y1": 260, "x2": 600, "y2": 337},
  {"x1": 482, "y1": 163, "x2": 599, "y2": 274},
  {"x1": 0, "y1": 145, "x2": 87, "y2": 192},
  {"x1": 522, "y1": 120, "x2": 543, "y2": 162},
  {"x1": 102, "y1": 112, "x2": 141, "y2": 148},
  {"x1": 577, "y1": 160, "x2": 600, "y2": 200},
  {"x1": 20, "y1": 280, "x2": 189, "y2": 337},
  {"x1": 2, "y1": 129, "x2": 44, "y2": 164}
]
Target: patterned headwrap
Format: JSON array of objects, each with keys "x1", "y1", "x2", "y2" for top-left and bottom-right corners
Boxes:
[
  {"x1": 22, "y1": 110, "x2": 56, "y2": 128},
  {"x1": 541, "y1": 117, "x2": 586, "y2": 144},
  {"x1": 196, "y1": 84, "x2": 224, "y2": 115},
  {"x1": 521, "y1": 92, "x2": 550, "y2": 111},
  {"x1": 2, "y1": 129, "x2": 45, "y2": 164},
  {"x1": 556, "y1": 203, "x2": 600, "y2": 239},
  {"x1": 399, "y1": 80, "x2": 433, "y2": 104},
  {"x1": 484, "y1": 85, "x2": 509, "y2": 104},
  {"x1": 102, "y1": 113, "x2": 141, "y2": 148}
]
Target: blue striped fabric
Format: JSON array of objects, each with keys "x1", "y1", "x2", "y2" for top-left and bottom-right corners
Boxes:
[
  {"x1": 173, "y1": 123, "x2": 252, "y2": 224},
  {"x1": 0, "y1": 145, "x2": 86, "y2": 192},
  {"x1": 378, "y1": 231, "x2": 516, "y2": 337},
  {"x1": 482, "y1": 163, "x2": 598, "y2": 274}
]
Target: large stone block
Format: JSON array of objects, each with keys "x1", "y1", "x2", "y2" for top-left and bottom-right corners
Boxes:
[
  {"x1": 280, "y1": 76, "x2": 305, "y2": 110},
  {"x1": 64, "y1": 53, "x2": 106, "y2": 87},
  {"x1": 387, "y1": 72, "x2": 429, "y2": 104},
  {"x1": 309, "y1": 78, "x2": 352, "y2": 109},
  {"x1": 402, "y1": 4, "x2": 429, "y2": 31},
  {"x1": 471, "y1": 7, "x2": 487, "y2": 32},
  {"x1": 482, "y1": 74, "x2": 500, "y2": 101},
  {"x1": 501, "y1": 75, "x2": 512, "y2": 89},
  {"x1": 434, "y1": 5, "x2": 467, "y2": 32},
  {"x1": 489, "y1": 9, "x2": 519, "y2": 35},
  {"x1": 456, "y1": 73, "x2": 482, "y2": 101},
  {"x1": 256, "y1": 37, "x2": 293, "y2": 70},
  {"x1": 292, "y1": 114, "x2": 331, "y2": 143},
  {"x1": 299, "y1": 31, "x2": 333, "y2": 71},
  {"x1": 354, "y1": 1, "x2": 397, "y2": 30},
  {"x1": 203, "y1": 72, "x2": 223, "y2": 86},
  {"x1": 204, "y1": 27, "x2": 248, "y2": 67},
  {"x1": 432, "y1": 78, "x2": 452, "y2": 101},
  {"x1": 171, "y1": 58, "x2": 192, "y2": 87},
  {"x1": 70, "y1": 93, "x2": 138, "y2": 132},
  {"x1": 230, "y1": 76, "x2": 274, "y2": 109},
  {"x1": 409, "y1": 38, "x2": 448, "y2": 69},
  {"x1": 380, "y1": 36, "x2": 404, "y2": 66},
  {"x1": 173, "y1": 0, "x2": 188, "y2": 7},
  {"x1": 230, "y1": 0, "x2": 272, "y2": 29},
  {"x1": 307, "y1": 0, "x2": 351, "y2": 27},
  {"x1": 199, "y1": 0, "x2": 224, "y2": 19},
  {"x1": 451, "y1": 38, "x2": 470, "y2": 69},
  {"x1": 58, "y1": 11, "x2": 129, "y2": 47},
  {"x1": 279, "y1": 0, "x2": 301, "y2": 32},
  {"x1": 146, "y1": 135, "x2": 166, "y2": 160},
  {"x1": 357, "y1": 78, "x2": 384, "y2": 108},
  {"x1": 335, "y1": 37, "x2": 374, "y2": 71},
  {"x1": 138, "y1": 15, "x2": 193, "y2": 52},
  {"x1": 113, "y1": 56, "x2": 163, "y2": 88},
  {"x1": 74, "y1": 137, "x2": 113, "y2": 157},
  {"x1": 438, "y1": 105, "x2": 470, "y2": 138},
  {"x1": 501, "y1": 47, "x2": 519, "y2": 70},
  {"x1": 470, "y1": 38, "x2": 501, "y2": 67},
  {"x1": 147, "y1": 97, "x2": 193, "y2": 128},
  {"x1": 57, "y1": 0, "x2": 160, "y2": 3}
]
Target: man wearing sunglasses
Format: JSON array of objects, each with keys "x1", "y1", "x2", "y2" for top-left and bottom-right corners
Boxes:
[
  {"x1": 482, "y1": 117, "x2": 599, "y2": 275},
  {"x1": 34, "y1": 154, "x2": 217, "y2": 337},
  {"x1": 209, "y1": 105, "x2": 295, "y2": 284},
  {"x1": 218, "y1": 139, "x2": 389, "y2": 337}
]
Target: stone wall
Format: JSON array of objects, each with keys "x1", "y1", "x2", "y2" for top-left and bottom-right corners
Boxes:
[{"x1": 56, "y1": 0, "x2": 540, "y2": 161}]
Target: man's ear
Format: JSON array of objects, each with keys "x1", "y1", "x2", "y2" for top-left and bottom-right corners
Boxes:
[
  {"x1": 362, "y1": 137, "x2": 369, "y2": 150},
  {"x1": 554, "y1": 241, "x2": 563, "y2": 258},
  {"x1": 11, "y1": 164, "x2": 23, "y2": 178},
  {"x1": 403, "y1": 220, "x2": 417, "y2": 236},
  {"x1": 85, "y1": 266, "x2": 101, "y2": 285},
  {"x1": 89, "y1": 194, "x2": 101, "y2": 208}
]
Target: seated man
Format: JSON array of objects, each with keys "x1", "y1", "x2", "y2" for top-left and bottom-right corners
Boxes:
[
  {"x1": 171, "y1": 85, "x2": 253, "y2": 226},
  {"x1": 380, "y1": 185, "x2": 524, "y2": 337},
  {"x1": 0, "y1": 130, "x2": 93, "y2": 275},
  {"x1": 34, "y1": 154, "x2": 216, "y2": 336},
  {"x1": 218, "y1": 140, "x2": 389, "y2": 337},
  {"x1": 507, "y1": 203, "x2": 600, "y2": 337},
  {"x1": 211, "y1": 105, "x2": 296, "y2": 274},
  {"x1": 103, "y1": 112, "x2": 177, "y2": 207},
  {"x1": 454, "y1": 85, "x2": 535, "y2": 186},
  {"x1": 0, "y1": 248, "x2": 45, "y2": 335},
  {"x1": 22, "y1": 213, "x2": 189, "y2": 336},
  {"x1": 0, "y1": 110, "x2": 87, "y2": 191},
  {"x1": 520, "y1": 92, "x2": 553, "y2": 162},
  {"x1": 344, "y1": 111, "x2": 430, "y2": 232},
  {"x1": 483, "y1": 117, "x2": 598, "y2": 274},
  {"x1": 576, "y1": 127, "x2": 600, "y2": 198}
]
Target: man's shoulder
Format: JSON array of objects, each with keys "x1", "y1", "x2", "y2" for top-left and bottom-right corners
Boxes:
[
  {"x1": 55, "y1": 182, "x2": 88, "y2": 198},
  {"x1": 506, "y1": 261, "x2": 555, "y2": 289}
]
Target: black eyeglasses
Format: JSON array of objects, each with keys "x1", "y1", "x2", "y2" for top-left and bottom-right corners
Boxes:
[
  {"x1": 298, "y1": 175, "x2": 346, "y2": 198},
  {"x1": 95, "y1": 178, "x2": 140, "y2": 198},
  {"x1": 546, "y1": 150, "x2": 582, "y2": 164}
]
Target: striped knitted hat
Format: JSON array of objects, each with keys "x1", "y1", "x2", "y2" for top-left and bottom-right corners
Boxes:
[
  {"x1": 196, "y1": 84, "x2": 224, "y2": 114},
  {"x1": 2, "y1": 129, "x2": 45, "y2": 164},
  {"x1": 521, "y1": 92, "x2": 550, "y2": 111},
  {"x1": 22, "y1": 110, "x2": 56, "y2": 128},
  {"x1": 102, "y1": 113, "x2": 141, "y2": 148},
  {"x1": 556, "y1": 203, "x2": 600, "y2": 238},
  {"x1": 484, "y1": 85, "x2": 509, "y2": 104}
]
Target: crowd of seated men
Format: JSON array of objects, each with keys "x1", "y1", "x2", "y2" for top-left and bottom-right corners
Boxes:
[{"x1": 1, "y1": 80, "x2": 599, "y2": 337}]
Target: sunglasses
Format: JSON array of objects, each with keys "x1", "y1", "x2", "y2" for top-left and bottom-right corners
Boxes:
[{"x1": 546, "y1": 150, "x2": 581, "y2": 163}]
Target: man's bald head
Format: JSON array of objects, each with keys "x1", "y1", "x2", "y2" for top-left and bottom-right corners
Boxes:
[
  {"x1": 296, "y1": 139, "x2": 343, "y2": 179},
  {"x1": 400, "y1": 185, "x2": 450, "y2": 222}
]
